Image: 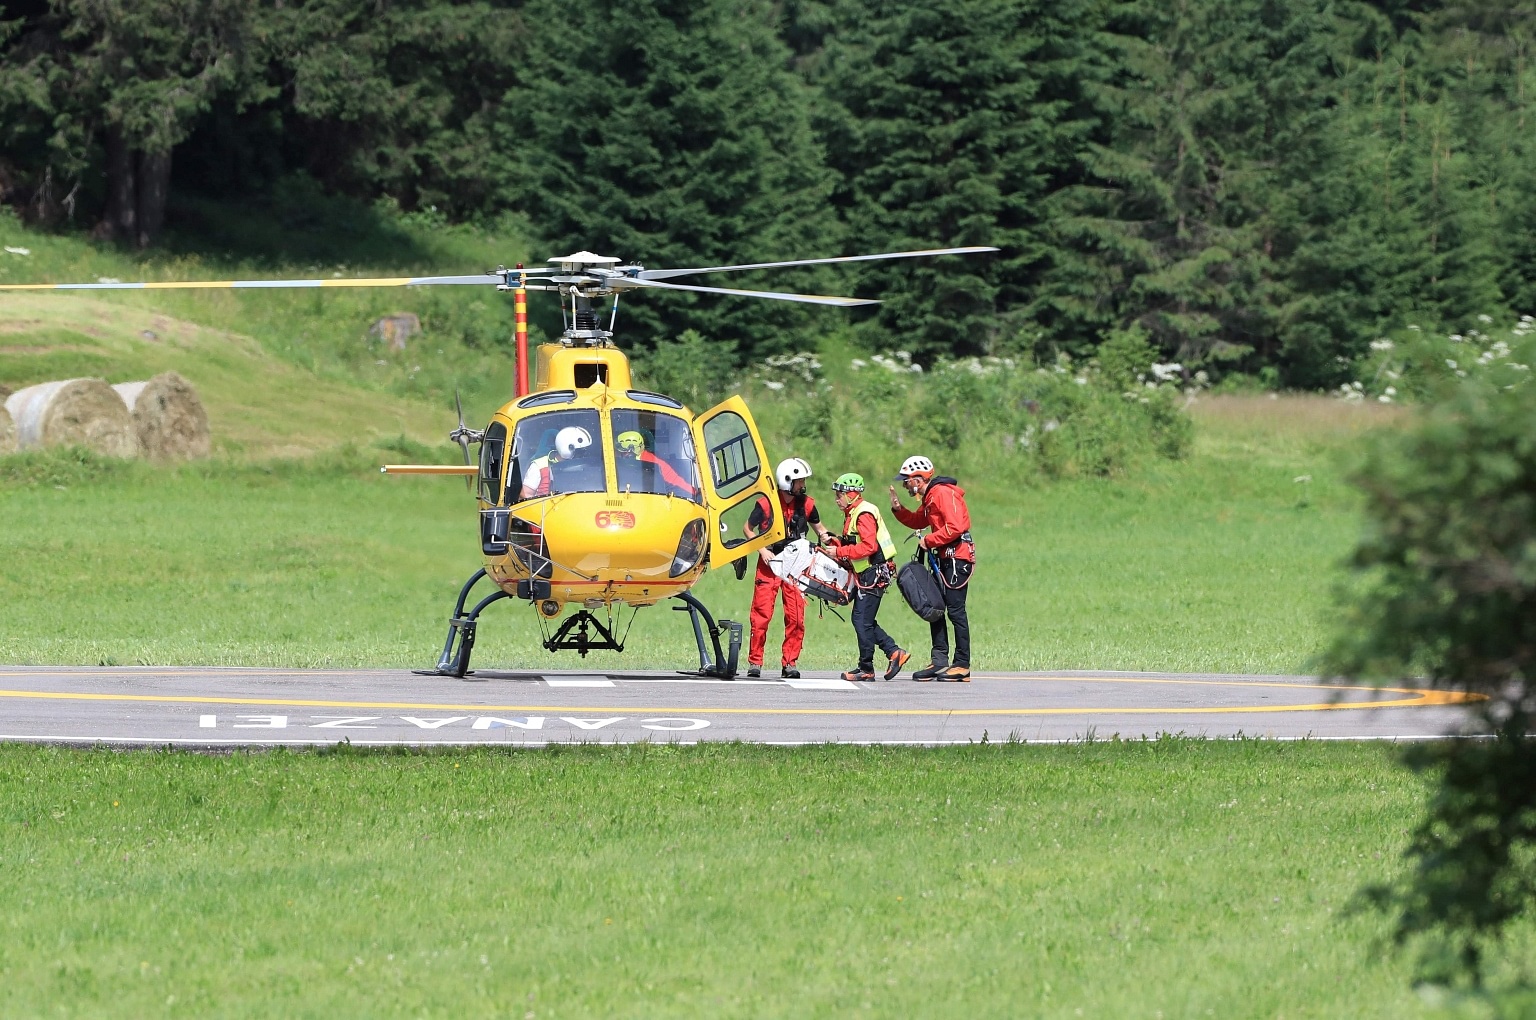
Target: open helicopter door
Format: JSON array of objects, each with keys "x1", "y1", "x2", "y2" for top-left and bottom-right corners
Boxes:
[{"x1": 691, "y1": 396, "x2": 785, "y2": 568}]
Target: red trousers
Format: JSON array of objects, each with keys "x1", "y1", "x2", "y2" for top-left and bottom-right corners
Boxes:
[{"x1": 748, "y1": 559, "x2": 806, "y2": 667}]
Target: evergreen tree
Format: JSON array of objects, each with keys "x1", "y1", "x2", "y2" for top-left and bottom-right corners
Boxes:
[
  {"x1": 494, "y1": 0, "x2": 838, "y2": 358},
  {"x1": 811, "y1": 0, "x2": 1103, "y2": 362},
  {"x1": 0, "y1": 0, "x2": 272, "y2": 246}
]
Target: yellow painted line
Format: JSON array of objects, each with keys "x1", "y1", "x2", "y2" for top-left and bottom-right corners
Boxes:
[{"x1": 0, "y1": 686, "x2": 1481, "y2": 716}]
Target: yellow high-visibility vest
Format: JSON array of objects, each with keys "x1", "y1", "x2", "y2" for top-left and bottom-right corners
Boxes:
[{"x1": 840, "y1": 499, "x2": 898, "y2": 572}]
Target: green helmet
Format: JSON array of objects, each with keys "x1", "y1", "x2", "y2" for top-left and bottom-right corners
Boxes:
[{"x1": 832, "y1": 471, "x2": 865, "y2": 493}]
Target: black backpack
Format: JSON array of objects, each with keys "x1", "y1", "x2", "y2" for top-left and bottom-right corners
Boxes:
[{"x1": 897, "y1": 557, "x2": 946, "y2": 623}]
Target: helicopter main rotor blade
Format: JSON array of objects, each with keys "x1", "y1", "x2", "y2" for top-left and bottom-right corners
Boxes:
[
  {"x1": 610, "y1": 277, "x2": 878, "y2": 307},
  {"x1": 0, "y1": 273, "x2": 545, "y2": 292},
  {"x1": 635, "y1": 246, "x2": 999, "y2": 281}
]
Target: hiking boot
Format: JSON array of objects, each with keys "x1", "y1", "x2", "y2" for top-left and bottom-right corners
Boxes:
[
  {"x1": 746, "y1": 665, "x2": 762, "y2": 679},
  {"x1": 938, "y1": 666, "x2": 971, "y2": 682},
  {"x1": 883, "y1": 648, "x2": 911, "y2": 681},
  {"x1": 911, "y1": 661, "x2": 944, "y2": 681},
  {"x1": 840, "y1": 668, "x2": 876, "y2": 682},
  {"x1": 781, "y1": 667, "x2": 801, "y2": 679}
]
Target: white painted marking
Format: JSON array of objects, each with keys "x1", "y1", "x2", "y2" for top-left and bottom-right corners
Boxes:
[
  {"x1": 562, "y1": 717, "x2": 624, "y2": 730},
  {"x1": 199, "y1": 715, "x2": 216, "y2": 728},
  {"x1": 621, "y1": 676, "x2": 776, "y2": 685},
  {"x1": 640, "y1": 717, "x2": 710, "y2": 732},
  {"x1": 399, "y1": 716, "x2": 469, "y2": 729},
  {"x1": 233, "y1": 715, "x2": 287, "y2": 728},
  {"x1": 784, "y1": 678, "x2": 859, "y2": 691},
  {"x1": 310, "y1": 716, "x2": 381, "y2": 729},
  {"x1": 472, "y1": 716, "x2": 545, "y2": 730},
  {"x1": 545, "y1": 677, "x2": 616, "y2": 688}
]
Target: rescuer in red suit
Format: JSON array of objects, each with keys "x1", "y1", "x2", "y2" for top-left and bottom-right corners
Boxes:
[
  {"x1": 743, "y1": 457, "x2": 833, "y2": 679},
  {"x1": 890, "y1": 455, "x2": 976, "y2": 681}
]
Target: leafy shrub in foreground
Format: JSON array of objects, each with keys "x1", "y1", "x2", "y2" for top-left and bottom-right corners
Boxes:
[{"x1": 1324, "y1": 374, "x2": 1536, "y2": 992}]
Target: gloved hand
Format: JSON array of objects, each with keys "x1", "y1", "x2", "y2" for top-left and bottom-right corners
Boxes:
[{"x1": 733, "y1": 558, "x2": 748, "y2": 580}]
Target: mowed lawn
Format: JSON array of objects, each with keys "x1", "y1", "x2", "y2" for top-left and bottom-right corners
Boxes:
[
  {"x1": 0, "y1": 741, "x2": 1432, "y2": 1018},
  {"x1": 0, "y1": 396, "x2": 1386, "y2": 673}
]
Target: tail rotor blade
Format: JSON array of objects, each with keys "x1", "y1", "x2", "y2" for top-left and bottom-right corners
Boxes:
[{"x1": 453, "y1": 389, "x2": 473, "y2": 493}]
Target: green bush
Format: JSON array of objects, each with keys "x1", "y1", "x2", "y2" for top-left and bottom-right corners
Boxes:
[
  {"x1": 630, "y1": 330, "x2": 740, "y2": 412},
  {"x1": 732, "y1": 345, "x2": 1192, "y2": 486},
  {"x1": 1324, "y1": 372, "x2": 1536, "y2": 991}
]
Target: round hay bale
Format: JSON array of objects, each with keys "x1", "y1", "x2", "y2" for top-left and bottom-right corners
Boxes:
[
  {"x1": 0, "y1": 401, "x2": 15, "y2": 455},
  {"x1": 4, "y1": 378, "x2": 137, "y2": 457},
  {"x1": 112, "y1": 372, "x2": 211, "y2": 460}
]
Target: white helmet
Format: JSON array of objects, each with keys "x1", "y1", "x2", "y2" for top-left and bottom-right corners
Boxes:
[
  {"x1": 555, "y1": 426, "x2": 593, "y2": 460},
  {"x1": 775, "y1": 457, "x2": 813, "y2": 491},
  {"x1": 897, "y1": 455, "x2": 934, "y2": 479}
]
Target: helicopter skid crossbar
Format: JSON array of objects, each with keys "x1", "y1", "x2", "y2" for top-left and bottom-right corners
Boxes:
[
  {"x1": 672, "y1": 591, "x2": 742, "y2": 679},
  {"x1": 543, "y1": 610, "x2": 624, "y2": 656},
  {"x1": 417, "y1": 568, "x2": 512, "y2": 678}
]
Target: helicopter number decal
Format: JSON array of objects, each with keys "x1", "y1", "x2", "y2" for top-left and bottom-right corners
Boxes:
[{"x1": 594, "y1": 510, "x2": 637, "y2": 530}]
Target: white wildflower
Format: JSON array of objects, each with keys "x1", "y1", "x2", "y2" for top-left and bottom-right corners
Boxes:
[
  {"x1": 850, "y1": 358, "x2": 866, "y2": 370},
  {"x1": 1194, "y1": 370, "x2": 1209, "y2": 385},
  {"x1": 1150, "y1": 362, "x2": 1183, "y2": 382},
  {"x1": 1478, "y1": 314, "x2": 1494, "y2": 324},
  {"x1": 1408, "y1": 324, "x2": 1422, "y2": 331},
  {"x1": 763, "y1": 380, "x2": 785, "y2": 391},
  {"x1": 1369, "y1": 339, "x2": 1395, "y2": 352},
  {"x1": 1446, "y1": 359, "x2": 1458, "y2": 370},
  {"x1": 1450, "y1": 334, "x2": 1465, "y2": 342},
  {"x1": 1074, "y1": 376, "x2": 1088, "y2": 386},
  {"x1": 3, "y1": 246, "x2": 30, "y2": 256},
  {"x1": 1378, "y1": 395, "x2": 1392, "y2": 403},
  {"x1": 1385, "y1": 386, "x2": 1397, "y2": 396},
  {"x1": 1042, "y1": 419, "x2": 1060, "y2": 433}
]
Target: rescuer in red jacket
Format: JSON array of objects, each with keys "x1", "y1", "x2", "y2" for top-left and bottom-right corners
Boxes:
[
  {"x1": 743, "y1": 458, "x2": 833, "y2": 679},
  {"x1": 890, "y1": 455, "x2": 975, "y2": 681}
]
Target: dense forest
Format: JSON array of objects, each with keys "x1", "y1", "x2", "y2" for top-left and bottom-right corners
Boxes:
[{"x1": 1, "y1": 0, "x2": 1533, "y2": 387}]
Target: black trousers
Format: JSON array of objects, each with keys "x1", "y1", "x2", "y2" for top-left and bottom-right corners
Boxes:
[
  {"x1": 930, "y1": 559, "x2": 972, "y2": 669},
  {"x1": 851, "y1": 578, "x2": 899, "y2": 672}
]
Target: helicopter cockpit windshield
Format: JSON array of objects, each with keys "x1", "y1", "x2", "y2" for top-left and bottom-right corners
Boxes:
[
  {"x1": 612, "y1": 409, "x2": 703, "y2": 502},
  {"x1": 508, "y1": 409, "x2": 606, "y2": 501},
  {"x1": 498, "y1": 408, "x2": 704, "y2": 505}
]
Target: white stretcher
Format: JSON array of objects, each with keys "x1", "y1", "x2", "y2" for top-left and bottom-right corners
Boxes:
[{"x1": 770, "y1": 538, "x2": 854, "y2": 606}]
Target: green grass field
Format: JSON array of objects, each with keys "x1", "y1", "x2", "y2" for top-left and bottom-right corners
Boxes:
[
  {"x1": 0, "y1": 740, "x2": 1442, "y2": 1019},
  {"x1": 3, "y1": 211, "x2": 1489, "y2": 1016},
  {"x1": 0, "y1": 395, "x2": 1387, "y2": 673}
]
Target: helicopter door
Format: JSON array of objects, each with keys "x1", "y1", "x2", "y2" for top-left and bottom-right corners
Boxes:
[{"x1": 691, "y1": 396, "x2": 785, "y2": 567}]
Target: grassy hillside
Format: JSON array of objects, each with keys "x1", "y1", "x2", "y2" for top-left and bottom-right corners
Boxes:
[{"x1": 0, "y1": 200, "x2": 545, "y2": 444}]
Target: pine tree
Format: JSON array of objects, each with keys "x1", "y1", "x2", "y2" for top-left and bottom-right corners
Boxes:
[
  {"x1": 494, "y1": 0, "x2": 838, "y2": 359},
  {"x1": 0, "y1": 0, "x2": 273, "y2": 246},
  {"x1": 812, "y1": 0, "x2": 1104, "y2": 362}
]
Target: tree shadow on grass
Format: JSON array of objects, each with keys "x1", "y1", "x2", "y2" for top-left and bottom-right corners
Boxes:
[{"x1": 159, "y1": 175, "x2": 435, "y2": 272}]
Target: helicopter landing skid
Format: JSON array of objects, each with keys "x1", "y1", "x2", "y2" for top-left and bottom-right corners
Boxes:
[
  {"x1": 417, "y1": 568, "x2": 511, "y2": 678},
  {"x1": 672, "y1": 591, "x2": 743, "y2": 680}
]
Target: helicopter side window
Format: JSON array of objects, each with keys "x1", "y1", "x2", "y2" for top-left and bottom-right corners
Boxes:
[
  {"x1": 506, "y1": 409, "x2": 606, "y2": 501},
  {"x1": 611, "y1": 409, "x2": 703, "y2": 503},
  {"x1": 701, "y1": 411, "x2": 761, "y2": 500},
  {"x1": 478, "y1": 421, "x2": 507, "y2": 504}
]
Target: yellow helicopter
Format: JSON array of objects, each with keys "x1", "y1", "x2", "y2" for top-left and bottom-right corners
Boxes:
[{"x1": 2, "y1": 245, "x2": 996, "y2": 676}]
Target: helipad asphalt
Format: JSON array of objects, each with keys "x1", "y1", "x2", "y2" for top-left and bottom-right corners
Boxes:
[{"x1": 0, "y1": 666, "x2": 1482, "y2": 747}]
